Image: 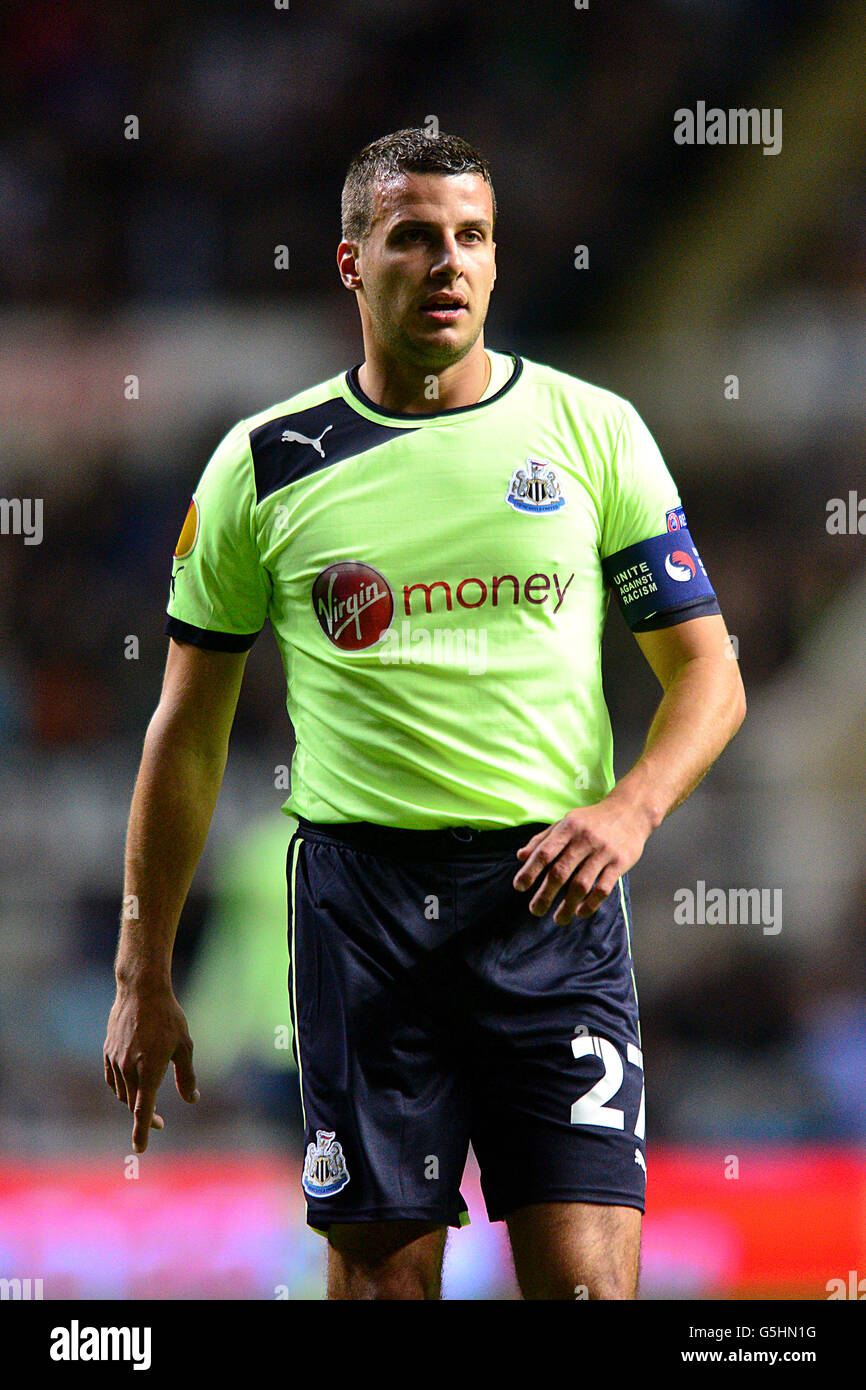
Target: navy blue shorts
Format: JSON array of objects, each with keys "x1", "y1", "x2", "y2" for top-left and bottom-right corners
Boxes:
[{"x1": 286, "y1": 818, "x2": 647, "y2": 1234}]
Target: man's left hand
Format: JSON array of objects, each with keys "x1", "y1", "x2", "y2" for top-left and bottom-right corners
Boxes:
[{"x1": 513, "y1": 797, "x2": 653, "y2": 924}]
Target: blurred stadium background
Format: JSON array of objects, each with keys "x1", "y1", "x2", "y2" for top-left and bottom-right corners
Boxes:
[{"x1": 1, "y1": 0, "x2": 864, "y2": 1299}]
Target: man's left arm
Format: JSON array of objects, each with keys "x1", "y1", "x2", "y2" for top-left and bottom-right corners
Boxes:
[{"x1": 513, "y1": 612, "x2": 746, "y2": 924}]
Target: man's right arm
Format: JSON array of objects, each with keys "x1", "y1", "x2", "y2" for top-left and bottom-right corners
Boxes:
[{"x1": 103, "y1": 637, "x2": 249, "y2": 1153}]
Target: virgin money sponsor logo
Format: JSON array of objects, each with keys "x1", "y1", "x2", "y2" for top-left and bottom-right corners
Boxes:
[
  {"x1": 312, "y1": 562, "x2": 394, "y2": 650},
  {"x1": 403, "y1": 570, "x2": 574, "y2": 615},
  {"x1": 312, "y1": 563, "x2": 575, "y2": 648}
]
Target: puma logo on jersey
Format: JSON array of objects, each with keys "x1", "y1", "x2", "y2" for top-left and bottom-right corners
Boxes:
[
  {"x1": 634, "y1": 1148, "x2": 646, "y2": 1175},
  {"x1": 281, "y1": 424, "x2": 333, "y2": 457}
]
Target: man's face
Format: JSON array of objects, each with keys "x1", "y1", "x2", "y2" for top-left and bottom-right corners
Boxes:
[{"x1": 346, "y1": 171, "x2": 497, "y2": 370}]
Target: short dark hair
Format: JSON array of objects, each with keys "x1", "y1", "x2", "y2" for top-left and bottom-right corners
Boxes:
[{"x1": 341, "y1": 127, "x2": 497, "y2": 243}]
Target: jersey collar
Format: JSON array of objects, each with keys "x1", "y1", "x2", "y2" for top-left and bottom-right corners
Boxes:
[{"x1": 343, "y1": 352, "x2": 523, "y2": 423}]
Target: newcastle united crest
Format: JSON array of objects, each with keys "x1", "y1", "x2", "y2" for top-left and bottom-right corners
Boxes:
[
  {"x1": 302, "y1": 1129, "x2": 351, "y2": 1198},
  {"x1": 506, "y1": 458, "x2": 566, "y2": 514}
]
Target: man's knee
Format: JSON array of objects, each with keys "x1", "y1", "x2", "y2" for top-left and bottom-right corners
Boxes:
[
  {"x1": 524, "y1": 1262, "x2": 638, "y2": 1301},
  {"x1": 580, "y1": 1268, "x2": 638, "y2": 1301}
]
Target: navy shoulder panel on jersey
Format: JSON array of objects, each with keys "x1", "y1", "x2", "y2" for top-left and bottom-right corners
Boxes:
[{"x1": 250, "y1": 397, "x2": 413, "y2": 504}]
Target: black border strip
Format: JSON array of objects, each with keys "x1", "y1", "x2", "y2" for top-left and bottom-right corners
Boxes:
[
  {"x1": 164, "y1": 616, "x2": 260, "y2": 651},
  {"x1": 631, "y1": 595, "x2": 721, "y2": 632}
]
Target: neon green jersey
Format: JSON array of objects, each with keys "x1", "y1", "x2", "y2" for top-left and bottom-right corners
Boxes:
[{"x1": 166, "y1": 349, "x2": 718, "y2": 828}]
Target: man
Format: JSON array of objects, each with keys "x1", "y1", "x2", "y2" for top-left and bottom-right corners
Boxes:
[{"x1": 104, "y1": 129, "x2": 746, "y2": 1300}]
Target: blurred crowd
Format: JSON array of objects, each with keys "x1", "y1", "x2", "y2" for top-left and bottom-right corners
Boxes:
[{"x1": 0, "y1": 0, "x2": 853, "y2": 324}]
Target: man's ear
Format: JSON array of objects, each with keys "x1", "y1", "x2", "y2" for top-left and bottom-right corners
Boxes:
[{"x1": 337, "y1": 240, "x2": 363, "y2": 292}]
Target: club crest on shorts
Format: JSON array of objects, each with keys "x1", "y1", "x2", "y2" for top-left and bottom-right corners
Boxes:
[
  {"x1": 506, "y1": 457, "x2": 565, "y2": 513},
  {"x1": 302, "y1": 1129, "x2": 350, "y2": 1197}
]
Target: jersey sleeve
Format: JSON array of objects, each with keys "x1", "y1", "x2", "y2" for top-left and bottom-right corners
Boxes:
[
  {"x1": 599, "y1": 402, "x2": 720, "y2": 632},
  {"x1": 165, "y1": 419, "x2": 271, "y2": 651}
]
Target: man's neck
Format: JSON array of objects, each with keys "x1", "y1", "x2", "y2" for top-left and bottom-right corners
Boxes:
[{"x1": 357, "y1": 346, "x2": 491, "y2": 415}]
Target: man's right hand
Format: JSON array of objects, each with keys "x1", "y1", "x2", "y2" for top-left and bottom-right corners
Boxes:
[
  {"x1": 103, "y1": 984, "x2": 200, "y2": 1153},
  {"x1": 105, "y1": 641, "x2": 245, "y2": 1153}
]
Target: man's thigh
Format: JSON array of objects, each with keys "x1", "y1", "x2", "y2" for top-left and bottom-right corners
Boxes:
[
  {"x1": 288, "y1": 827, "x2": 473, "y2": 1232},
  {"x1": 506, "y1": 1201, "x2": 642, "y2": 1300},
  {"x1": 463, "y1": 866, "x2": 647, "y2": 1236},
  {"x1": 327, "y1": 1221, "x2": 448, "y2": 1300}
]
